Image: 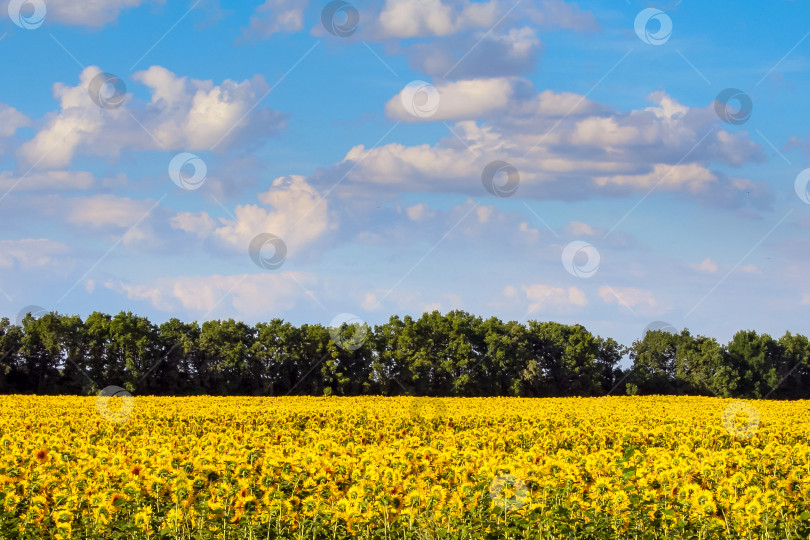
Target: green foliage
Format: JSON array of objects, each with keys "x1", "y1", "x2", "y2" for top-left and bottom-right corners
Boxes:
[
  {"x1": 625, "y1": 327, "x2": 810, "y2": 399},
  {"x1": 0, "y1": 310, "x2": 805, "y2": 399}
]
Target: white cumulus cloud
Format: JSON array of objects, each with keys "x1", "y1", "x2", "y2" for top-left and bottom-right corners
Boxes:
[{"x1": 19, "y1": 66, "x2": 286, "y2": 168}]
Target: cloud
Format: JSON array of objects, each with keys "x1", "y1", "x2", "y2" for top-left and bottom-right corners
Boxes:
[
  {"x1": 337, "y1": 142, "x2": 476, "y2": 188},
  {"x1": 0, "y1": 239, "x2": 69, "y2": 269},
  {"x1": 57, "y1": 194, "x2": 171, "y2": 252},
  {"x1": 475, "y1": 205, "x2": 493, "y2": 223},
  {"x1": 134, "y1": 65, "x2": 285, "y2": 150},
  {"x1": 304, "y1": 0, "x2": 596, "y2": 79},
  {"x1": 566, "y1": 221, "x2": 596, "y2": 236},
  {"x1": 374, "y1": 0, "x2": 597, "y2": 39},
  {"x1": 594, "y1": 163, "x2": 718, "y2": 192},
  {"x1": 0, "y1": 103, "x2": 29, "y2": 137},
  {"x1": 105, "y1": 272, "x2": 314, "y2": 316},
  {"x1": 322, "y1": 87, "x2": 770, "y2": 208},
  {"x1": 240, "y1": 0, "x2": 307, "y2": 40},
  {"x1": 170, "y1": 211, "x2": 216, "y2": 237},
  {"x1": 404, "y1": 27, "x2": 542, "y2": 79},
  {"x1": 0, "y1": 170, "x2": 95, "y2": 191},
  {"x1": 783, "y1": 135, "x2": 810, "y2": 155},
  {"x1": 174, "y1": 175, "x2": 332, "y2": 253},
  {"x1": 523, "y1": 283, "x2": 587, "y2": 313},
  {"x1": 377, "y1": 0, "x2": 499, "y2": 38},
  {"x1": 694, "y1": 258, "x2": 718, "y2": 273},
  {"x1": 386, "y1": 78, "x2": 525, "y2": 122},
  {"x1": 359, "y1": 288, "x2": 464, "y2": 314},
  {"x1": 598, "y1": 286, "x2": 657, "y2": 308},
  {"x1": 419, "y1": 293, "x2": 463, "y2": 313},
  {"x1": 19, "y1": 66, "x2": 286, "y2": 168},
  {"x1": 0, "y1": 0, "x2": 156, "y2": 27},
  {"x1": 524, "y1": 0, "x2": 598, "y2": 32},
  {"x1": 404, "y1": 203, "x2": 435, "y2": 222},
  {"x1": 361, "y1": 292, "x2": 378, "y2": 311},
  {"x1": 65, "y1": 194, "x2": 156, "y2": 228},
  {"x1": 237, "y1": 0, "x2": 597, "y2": 82},
  {"x1": 385, "y1": 77, "x2": 604, "y2": 124}
]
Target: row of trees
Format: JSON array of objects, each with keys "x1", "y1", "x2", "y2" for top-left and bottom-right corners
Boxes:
[
  {"x1": 1, "y1": 309, "x2": 807, "y2": 398},
  {"x1": 627, "y1": 327, "x2": 810, "y2": 398}
]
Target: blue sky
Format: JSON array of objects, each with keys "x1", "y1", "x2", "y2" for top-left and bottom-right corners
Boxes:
[{"x1": 1, "y1": 0, "x2": 810, "y2": 351}]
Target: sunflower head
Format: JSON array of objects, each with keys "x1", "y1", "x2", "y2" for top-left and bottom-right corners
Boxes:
[{"x1": 34, "y1": 448, "x2": 48, "y2": 463}]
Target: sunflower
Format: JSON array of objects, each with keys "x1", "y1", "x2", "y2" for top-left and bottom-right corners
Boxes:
[
  {"x1": 107, "y1": 492, "x2": 127, "y2": 512},
  {"x1": 34, "y1": 448, "x2": 48, "y2": 464}
]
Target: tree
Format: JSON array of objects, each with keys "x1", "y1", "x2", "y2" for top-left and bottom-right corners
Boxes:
[
  {"x1": 594, "y1": 336, "x2": 626, "y2": 394},
  {"x1": 725, "y1": 330, "x2": 784, "y2": 399},
  {"x1": 481, "y1": 317, "x2": 529, "y2": 397},
  {"x1": 16, "y1": 312, "x2": 63, "y2": 393},
  {"x1": 253, "y1": 319, "x2": 304, "y2": 396},
  {"x1": 674, "y1": 334, "x2": 735, "y2": 397},
  {"x1": 153, "y1": 318, "x2": 202, "y2": 395},
  {"x1": 105, "y1": 312, "x2": 161, "y2": 393},
  {"x1": 370, "y1": 316, "x2": 407, "y2": 396},
  {"x1": 774, "y1": 331, "x2": 809, "y2": 399},
  {"x1": 322, "y1": 321, "x2": 374, "y2": 396},
  {"x1": 199, "y1": 319, "x2": 256, "y2": 395},
  {"x1": 0, "y1": 317, "x2": 22, "y2": 393},
  {"x1": 56, "y1": 314, "x2": 92, "y2": 394},
  {"x1": 626, "y1": 329, "x2": 682, "y2": 395},
  {"x1": 0, "y1": 308, "x2": 806, "y2": 399}
]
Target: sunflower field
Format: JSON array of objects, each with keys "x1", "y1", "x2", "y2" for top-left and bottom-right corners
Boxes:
[{"x1": 3, "y1": 395, "x2": 810, "y2": 539}]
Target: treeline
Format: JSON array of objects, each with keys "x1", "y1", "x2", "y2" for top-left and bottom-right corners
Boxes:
[{"x1": 1, "y1": 310, "x2": 808, "y2": 399}]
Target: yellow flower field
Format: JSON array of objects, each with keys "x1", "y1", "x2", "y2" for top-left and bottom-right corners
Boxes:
[{"x1": 2, "y1": 395, "x2": 810, "y2": 539}]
